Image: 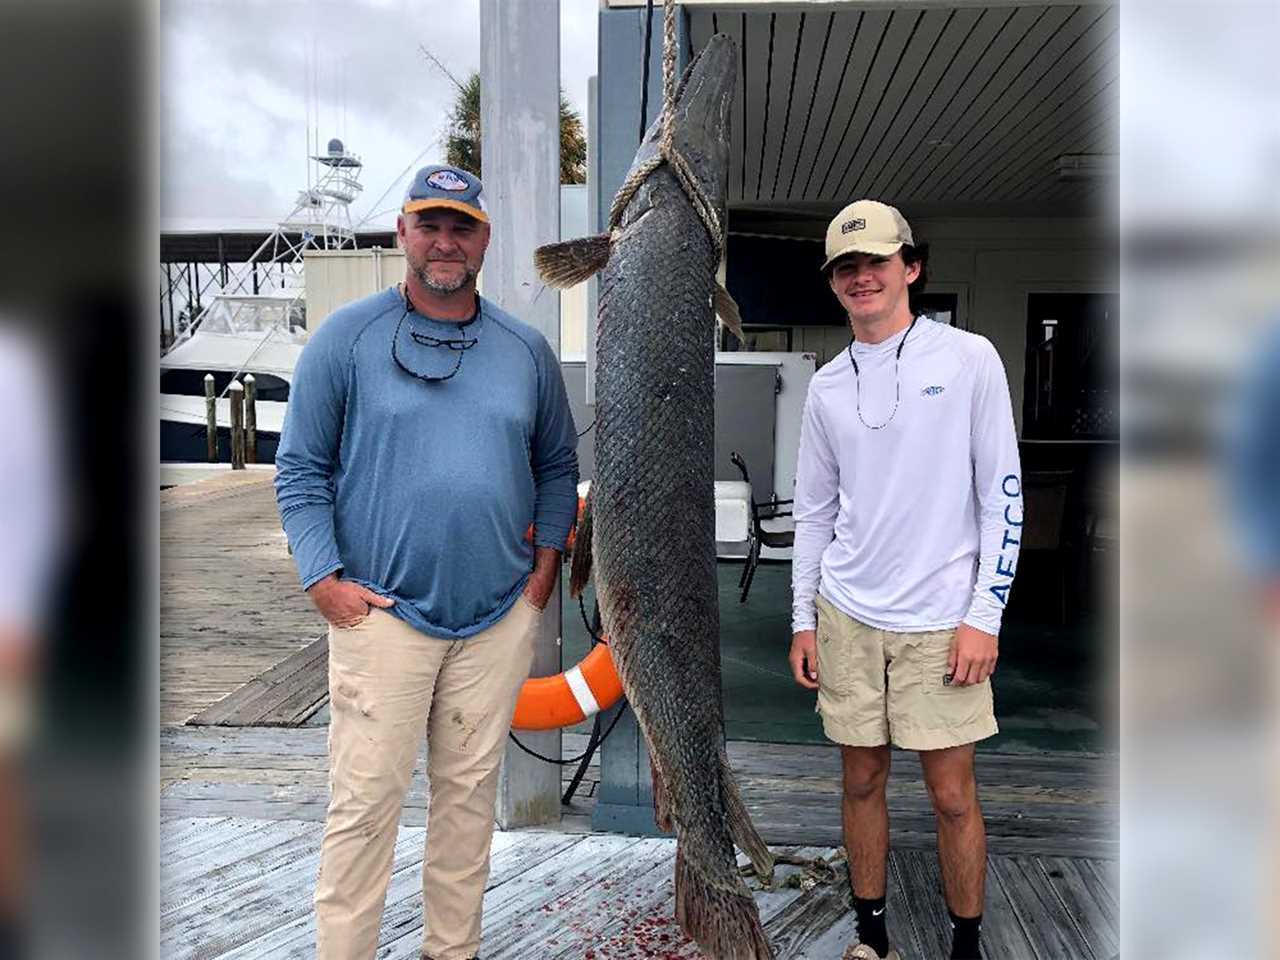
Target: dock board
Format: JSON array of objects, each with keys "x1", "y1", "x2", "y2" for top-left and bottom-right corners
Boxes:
[
  {"x1": 188, "y1": 635, "x2": 329, "y2": 727},
  {"x1": 161, "y1": 471, "x2": 327, "y2": 725},
  {"x1": 159, "y1": 814, "x2": 1118, "y2": 959}
]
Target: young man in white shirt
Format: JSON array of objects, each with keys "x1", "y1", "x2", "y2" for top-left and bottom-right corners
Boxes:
[{"x1": 789, "y1": 200, "x2": 1022, "y2": 960}]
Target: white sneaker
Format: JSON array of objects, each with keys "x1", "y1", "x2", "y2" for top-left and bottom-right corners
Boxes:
[{"x1": 842, "y1": 944, "x2": 902, "y2": 960}]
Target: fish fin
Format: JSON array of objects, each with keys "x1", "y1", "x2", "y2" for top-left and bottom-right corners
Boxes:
[
  {"x1": 675, "y1": 843, "x2": 775, "y2": 959},
  {"x1": 651, "y1": 756, "x2": 674, "y2": 833},
  {"x1": 715, "y1": 282, "x2": 746, "y2": 343},
  {"x1": 534, "y1": 234, "x2": 612, "y2": 289},
  {"x1": 568, "y1": 490, "x2": 594, "y2": 599},
  {"x1": 722, "y1": 753, "x2": 776, "y2": 883}
]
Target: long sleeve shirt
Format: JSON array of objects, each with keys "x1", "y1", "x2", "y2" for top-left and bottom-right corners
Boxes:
[
  {"x1": 791, "y1": 320, "x2": 1022, "y2": 636},
  {"x1": 1230, "y1": 321, "x2": 1280, "y2": 578},
  {"x1": 0, "y1": 327, "x2": 61, "y2": 641},
  {"x1": 275, "y1": 288, "x2": 579, "y2": 640}
]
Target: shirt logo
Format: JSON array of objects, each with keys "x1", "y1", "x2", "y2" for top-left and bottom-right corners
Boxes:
[
  {"x1": 840, "y1": 218, "x2": 867, "y2": 234},
  {"x1": 426, "y1": 170, "x2": 470, "y2": 192},
  {"x1": 921, "y1": 385, "x2": 945, "y2": 396}
]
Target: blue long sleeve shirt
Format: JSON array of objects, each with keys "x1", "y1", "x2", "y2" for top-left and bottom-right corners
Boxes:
[
  {"x1": 275, "y1": 287, "x2": 579, "y2": 639},
  {"x1": 1230, "y1": 321, "x2": 1280, "y2": 578}
]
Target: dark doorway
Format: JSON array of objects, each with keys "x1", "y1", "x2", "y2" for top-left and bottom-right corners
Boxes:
[{"x1": 1022, "y1": 293, "x2": 1117, "y2": 440}]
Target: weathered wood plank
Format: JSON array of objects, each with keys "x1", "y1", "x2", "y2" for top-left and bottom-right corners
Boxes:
[
  {"x1": 162, "y1": 820, "x2": 321, "y2": 917},
  {"x1": 187, "y1": 635, "x2": 328, "y2": 727},
  {"x1": 161, "y1": 473, "x2": 325, "y2": 725},
  {"x1": 162, "y1": 827, "x2": 421, "y2": 960},
  {"x1": 159, "y1": 816, "x2": 233, "y2": 856},
  {"x1": 1037, "y1": 855, "x2": 1119, "y2": 959},
  {"x1": 220, "y1": 831, "x2": 582, "y2": 959},
  {"x1": 989, "y1": 854, "x2": 1098, "y2": 959}
]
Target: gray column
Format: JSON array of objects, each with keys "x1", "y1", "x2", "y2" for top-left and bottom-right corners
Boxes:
[
  {"x1": 590, "y1": 4, "x2": 689, "y2": 838},
  {"x1": 480, "y1": 0, "x2": 563, "y2": 829}
]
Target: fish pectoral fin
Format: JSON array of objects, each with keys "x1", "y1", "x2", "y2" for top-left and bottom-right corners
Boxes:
[
  {"x1": 533, "y1": 234, "x2": 612, "y2": 289},
  {"x1": 568, "y1": 490, "x2": 594, "y2": 598},
  {"x1": 715, "y1": 282, "x2": 746, "y2": 343}
]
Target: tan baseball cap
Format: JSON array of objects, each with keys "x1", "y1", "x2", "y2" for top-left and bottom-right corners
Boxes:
[{"x1": 821, "y1": 200, "x2": 913, "y2": 272}]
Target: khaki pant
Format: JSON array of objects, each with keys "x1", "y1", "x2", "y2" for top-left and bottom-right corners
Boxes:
[{"x1": 314, "y1": 598, "x2": 541, "y2": 960}]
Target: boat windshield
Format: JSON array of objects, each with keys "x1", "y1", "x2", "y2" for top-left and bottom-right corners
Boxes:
[{"x1": 198, "y1": 296, "x2": 307, "y2": 339}]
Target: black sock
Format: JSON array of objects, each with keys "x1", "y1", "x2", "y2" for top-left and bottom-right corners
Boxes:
[
  {"x1": 949, "y1": 911, "x2": 982, "y2": 959},
  {"x1": 853, "y1": 895, "x2": 888, "y2": 957}
]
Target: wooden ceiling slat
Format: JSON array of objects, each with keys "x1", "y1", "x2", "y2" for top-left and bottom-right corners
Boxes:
[
  {"x1": 999, "y1": 104, "x2": 1115, "y2": 202},
  {"x1": 784, "y1": 11, "x2": 867, "y2": 200},
  {"x1": 772, "y1": 12, "x2": 836, "y2": 201},
  {"x1": 924, "y1": 5, "x2": 1117, "y2": 200},
  {"x1": 808, "y1": 9, "x2": 916, "y2": 200},
  {"x1": 863, "y1": 7, "x2": 1017, "y2": 198},
  {"x1": 963, "y1": 48, "x2": 1116, "y2": 200},
  {"x1": 739, "y1": 13, "x2": 776, "y2": 202},
  {"x1": 890, "y1": 5, "x2": 1073, "y2": 198},
  {"x1": 981, "y1": 71, "x2": 1116, "y2": 200},
  {"x1": 756, "y1": 12, "x2": 806, "y2": 201},
  {"x1": 835, "y1": 8, "x2": 969, "y2": 201}
]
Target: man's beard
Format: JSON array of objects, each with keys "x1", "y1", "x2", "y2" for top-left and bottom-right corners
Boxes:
[{"x1": 414, "y1": 260, "x2": 477, "y2": 295}]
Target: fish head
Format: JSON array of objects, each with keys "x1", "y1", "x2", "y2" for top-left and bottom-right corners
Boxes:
[{"x1": 632, "y1": 33, "x2": 737, "y2": 220}]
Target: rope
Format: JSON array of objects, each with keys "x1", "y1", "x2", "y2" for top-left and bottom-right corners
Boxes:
[{"x1": 607, "y1": 0, "x2": 724, "y2": 260}]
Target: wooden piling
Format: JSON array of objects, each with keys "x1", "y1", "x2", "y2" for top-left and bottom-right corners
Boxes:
[
  {"x1": 204, "y1": 373, "x2": 217, "y2": 463},
  {"x1": 229, "y1": 379, "x2": 245, "y2": 470},
  {"x1": 244, "y1": 374, "x2": 257, "y2": 465}
]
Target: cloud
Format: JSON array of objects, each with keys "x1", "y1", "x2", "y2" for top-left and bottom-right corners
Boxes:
[{"x1": 161, "y1": 0, "x2": 599, "y2": 227}]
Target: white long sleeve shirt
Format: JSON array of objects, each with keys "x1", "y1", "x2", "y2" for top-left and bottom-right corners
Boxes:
[{"x1": 791, "y1": 319, "x2": 1022, "y2": 636}]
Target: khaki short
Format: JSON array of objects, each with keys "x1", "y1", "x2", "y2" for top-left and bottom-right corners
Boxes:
[
  {"x1": 814, "y1": 594, "x2": 997, "y2": 751},
  {"x1": 0, "y1": 672, "x2": 33, "y2": 753}
]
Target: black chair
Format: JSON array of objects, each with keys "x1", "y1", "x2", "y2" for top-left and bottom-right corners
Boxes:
[{"x1": 730, "y1": 451, "x2": 794, "y2": 604}]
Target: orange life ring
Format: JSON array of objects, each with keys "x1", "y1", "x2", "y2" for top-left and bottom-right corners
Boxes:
[{"x1": 511, "y1": 642, "x2": 624, "y2": 731}]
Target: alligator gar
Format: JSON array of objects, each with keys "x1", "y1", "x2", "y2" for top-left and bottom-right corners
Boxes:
[{"x1": 535, "y1": 33, "x2": 775, "y2": 960}]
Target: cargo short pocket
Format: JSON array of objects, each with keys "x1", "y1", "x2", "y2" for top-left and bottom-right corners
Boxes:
[
  {"x1": 814, "y1": 598, "x2": 854, "y2": 696},
  {"x1": 917, "y1": 632, "x2": 987, "y2": 697}
]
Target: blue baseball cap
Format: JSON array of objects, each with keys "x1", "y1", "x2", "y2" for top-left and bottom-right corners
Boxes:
[{"x1": 401, "y1": 164, "x2": 488, "y2": 223}]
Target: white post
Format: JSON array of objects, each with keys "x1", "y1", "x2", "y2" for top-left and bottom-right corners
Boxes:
[{"x1": 481, "y1": 0, "x2": 564, "y2": 829}]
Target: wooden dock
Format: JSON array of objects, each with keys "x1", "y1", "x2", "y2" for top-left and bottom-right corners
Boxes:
[{"x1": 161, "y1": 472, "x2": 1118, "y2": 959}]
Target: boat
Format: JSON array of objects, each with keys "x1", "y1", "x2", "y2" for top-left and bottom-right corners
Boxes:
[{"x1": 160, "y1": 137, "x2": 364, "y2": 464}]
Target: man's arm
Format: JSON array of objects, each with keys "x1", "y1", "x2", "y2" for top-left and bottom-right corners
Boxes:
[
  {"x1": 275, "y1": 328, "x2": 350, "y2": 593},
  {"x1": 790, "y1": 384, "x2": 840, "y2": 689},
  {"x1": 1229, "y1": 324, "x2": 1280, "y2": 623},
  {"x1": 955, "y1": 340, "x2": 1022, "y2": 683},
  {"x1": 525, "y1": 338, "x2": 579, "y2": 608}
]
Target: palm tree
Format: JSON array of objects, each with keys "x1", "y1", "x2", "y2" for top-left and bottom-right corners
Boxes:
[{"x1": 423, "y1": 48, "x2": 586, "y2": 185}]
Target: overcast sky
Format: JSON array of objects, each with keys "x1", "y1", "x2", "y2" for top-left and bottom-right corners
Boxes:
[{"x1": 160, "y1": 0, "x2": 599, "y2": 232}]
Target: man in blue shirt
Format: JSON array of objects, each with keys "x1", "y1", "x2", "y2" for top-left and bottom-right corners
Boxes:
[{"x1": 275, "y1": 164, "x2": 579, "y2": 960}]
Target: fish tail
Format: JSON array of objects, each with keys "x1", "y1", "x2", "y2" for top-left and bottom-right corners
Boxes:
[
  {"x1": 721, "y1": 753, "x2": 776, "y2": 883},
  {"x1": 568, "y1": 490, "x2": 593, "y2": 598},
  {"x1": 534, "y1": 233, "x2": 612, "y2": 289},
  {"x1": 675, "y1": 843, "x2": 775, "y2": 959}
]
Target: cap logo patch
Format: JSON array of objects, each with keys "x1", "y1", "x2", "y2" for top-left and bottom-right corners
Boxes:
[
  {"x1": 841, "y1": 218, "x2": 867, "y2": 234},
  {"x1": 426, "y1": 170, "x2": 469, "y2": 192}
]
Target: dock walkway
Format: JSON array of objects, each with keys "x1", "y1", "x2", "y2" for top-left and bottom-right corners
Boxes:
[{"x1": 161, "y1": 472, "x2": 1117, "y2": 959}]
